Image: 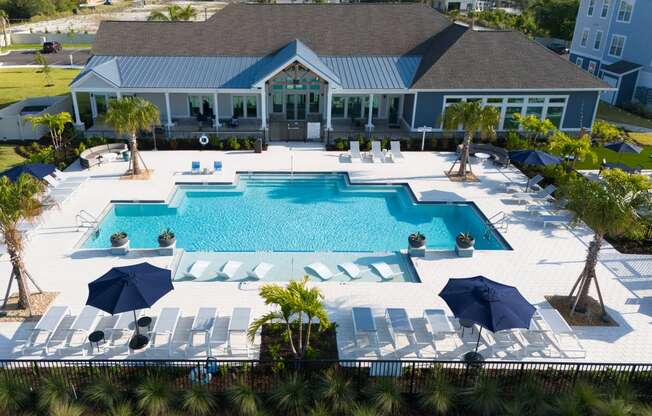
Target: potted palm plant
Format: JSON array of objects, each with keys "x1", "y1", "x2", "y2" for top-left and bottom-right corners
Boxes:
[
  {"x1": 455, "y1": 232, "x2": 475, "y2": 257},
  {"x1": 158, "y1": 228, "x2": 175, "y2": 247},
  {"x1": 408, "y1": 232, "x2": 426, "y2": 248},
  {"x1": 110, "y1": 231, "x2": 128, "y2": 248}
]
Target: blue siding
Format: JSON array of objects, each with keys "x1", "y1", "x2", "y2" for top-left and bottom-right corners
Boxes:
[
  {"x1": 563, "y1": 91, "x2": 599, "y2": 129},
  {"x1": 615, "y1": 70, "x2": 639, "y2": 105},
  {"x1": 569, "y1": 53, "x2": 601, "y2": 73},
  {"x1": 403, "y1": 94, "x2": 415, "y2": 127},
  {"x1": 414, "y1": 92, "x2": 444, "y2": 128}
]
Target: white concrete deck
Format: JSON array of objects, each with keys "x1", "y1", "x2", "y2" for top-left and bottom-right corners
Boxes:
[{"x1": 1, "y1": 144, "x2": 650, "y2": 362}]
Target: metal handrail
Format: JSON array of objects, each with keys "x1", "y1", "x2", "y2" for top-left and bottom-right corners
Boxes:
[
  {"x1": 485, "y1": 211, "x2": 508, "y2": 235},
  {"x1": 75, "y1": 209, "x2": 98, "y2": 230}
]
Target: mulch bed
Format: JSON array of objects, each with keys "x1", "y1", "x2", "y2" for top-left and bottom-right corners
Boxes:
[
  {"x1": 0, "y1": 292, "x2": 59, "y2": 322},
  {"x1": 445, "y1": 171, "x2": 480, "y2": 182},
  {"x1": 120, "y1": 169, "x2": 153, "y2": 180},
  {"x1": 606, "y1": 236, "x2": 652, "y2": 255},
  {"x1": 546, "y1": 295, "x2": 618, "y2": 327},
  {"x1": 259, "y1": 323, "x2": 339, "y2": 360}
]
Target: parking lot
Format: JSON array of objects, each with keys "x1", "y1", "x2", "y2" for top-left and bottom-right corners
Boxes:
[{"x1": 0, "y1": 49, "x2": 91, "y2": 67}]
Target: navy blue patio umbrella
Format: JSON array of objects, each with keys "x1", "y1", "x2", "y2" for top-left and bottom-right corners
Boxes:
[
  {"x1": 604, "y1": 141, "x2": 642, "y2": 154},
  {"x1": 86, "y1": 262, "x2": 173, "y2": 349},
  {"x1": 439, "y1": 275, "x2": 535, "y2": 361},
  {"x1": 0, "y1": 163, "x2": 56, "y2": 182},
  {"x1": 509, "y1": 149, "x2": 561, "y2": 166}
]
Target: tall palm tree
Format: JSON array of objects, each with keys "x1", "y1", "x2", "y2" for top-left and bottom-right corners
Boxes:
[
  {"x1": 559, "y1": 169, "x2": 652, "y2": 316},
  {"x1": 0, "y1": 11, "x2": 9, "y2": 51},
  {"x1": 105, "y1": 97, "x2": 160, "y2": 177},
  {"x1": 443, "y1": 101, "x2": 500, "y2": 179},
  {"x1": 147, "y1": 5, "x2": 197, "y2": 21},
  {"x1": 24, "y1": 112, "x2": 73, "y2": 153},
  {"x1": 0, "y1": 175, "x2": 45, "y2": 313},
  {"x1": 248, "y1": 276, "x2": 330, "y2": 359}
]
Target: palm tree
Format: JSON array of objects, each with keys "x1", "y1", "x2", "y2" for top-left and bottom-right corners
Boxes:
[
  {"x1": 248, "y1": 276, "x2": 330, "y2": 360},
  {"x1": 104, "y1": 97, "x2": 160, "y2": 177},
  {"x1": 24, "y1": 112, "x2": 73, "y2": 153},
  {"x1": 147, "y1": 5, "x2": 197, "y2": 21},
  {"x1": 548, "y1": 130, "x2": 596, "y2": 169},
  {"x1": 0, "y1": 175, "x2": 45, "y2": 313},
  {"x1": 0, "y1": 11, "x2": 9, "y2": 51},
  {"x1": 559, "y1": 169, "x2": 652, "y2": 316},
  {"x1": 443, "y1": 101, "x2": 500, "y2": 179}
]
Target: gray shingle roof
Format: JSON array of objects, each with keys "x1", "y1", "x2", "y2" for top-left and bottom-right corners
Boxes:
[{"x1": 601, "y1": 60, "x2": 643, "y2": 75}]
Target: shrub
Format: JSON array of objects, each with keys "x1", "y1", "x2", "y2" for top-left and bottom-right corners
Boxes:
[
  {"x1": 592, "y1": 120, "x2": 624, "y2": 144},
  {"x1": 226, "y1": 137, "x2": 240, "y2": 150},
  {"x1": 84, "y1": 376, "x2": 124, "y2": 410},
  {"x1": 180, "y1": 384, "x2": 217, "y2": 416},
  {"x1": 418, "y1": 373, "x2": 457, "y2": 415},
  {"x1": 239, "y1": 137, "x2": 253, "y2": 150},
  {"x1": 136, "y1": 379, "x2": 174, "y2": 416},
  {"x1": 317, "y1": 367, "x2": 356, "y2": 414},
  {"x1": 364, "y1": 377, "x2": 405, "y2": 416},
  {"x1": 269, "y1": 372, "x2": 312, "y2": 416},
  {"x1": 208, "y1": 134, "x2": 222, "y2": 150},
  {"x1": 334, "y1": 138, "x2": 348, "y2": 151},
  {"x1": 505, "y1": 131, "x2": 529, "y2": 150},
  {"x1": 622, "y1": 102, "x2": 652, "y2": 119},
  {"x1": 226, "y1": 382, "x2": 260, "y2": 416}
]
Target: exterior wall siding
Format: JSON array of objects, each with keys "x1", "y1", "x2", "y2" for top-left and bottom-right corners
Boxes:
[
  {"x1": 402, "y1": 94, "x2": 415, "y2": 127},
  {"x1": 615, "y1": 70, "x2": 639, "y2": 105},
  {"x1": 414, "y1": 92, "x2": 444, "y2": 129}
]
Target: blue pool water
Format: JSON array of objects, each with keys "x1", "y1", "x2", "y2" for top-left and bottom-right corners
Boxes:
[{"x1": 83, "y1": 174, "x2": 508, "y2": 252}]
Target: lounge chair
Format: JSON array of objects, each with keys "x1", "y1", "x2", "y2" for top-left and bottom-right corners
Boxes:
[
  {"x1": 352, "y1": 307, "x2": 379, "y2": 349},
  {"x1": 187, "y1": 307, "x2": 218, "y2": 357},
  {"x1": 370, "y1": 262, "x2": 403, "y2": 280},
  {"x1": 533, "y1": 214, "x2": 569, "y2": 228},
  {"x1": 519, "y1": 320, "x2": 557, "y2": 358},
  {"x1": 305, "y1": 262, "x2": 342, "y2": 281},
  {"x1": 108, "y1": 310, "x2": 141, "y2": 346},
  {"x1": 213, "y1": 161, "x2": 223, "y2": 173},
  {"x1": 385, "y1": 308, "x2": 416, "y2": 353},
  {"x1": 58, "y1": 306, "x2": 102, "y2": 356},
  {"x1": 535, "y1": 308, "x2": 586, "y2": 358},
  {"x1": 512, "y1": 184, "x2": 556, "y2": 204},
  {"x1": 423, "y1": 309, "x2": 463, "y2": 355},
  {"x1": 247, "y1": 262, "x2": 274, "y2": 280},
  {"x1": 389, "y1": 141, "x2": 404, "y2": 163},
  {"x1": 338, "y1": 262, "x2": 369, "y2": 279},
  {"x1": 191, "y1": 161, "x2": 200, "y2": 174},
  {"x1": 370, "y1": 141, "x2": 385, "y2": 163},
  {"x1": 23, "y1": 305, "x2": 70, "y2": 355},
  {"x1": 53, "y1": 169, "x2": 87, "y2": 184},
  {"x1": 147, "y1": 307, "x2": 181, "y2": 356},
  {"x1": 349, "y1": 141, "x2": 362, "y2": 163},
  {"x1": 183, "y1": 260, "x2": 210, "y2": 280},
  {"x1": 216, "y1": 260, "x2": 242, "y2": 280},
  {"x1": 506, "y1": 174, "x2": 543, "y2": 193},
  {"x1": 480, "y1": 329, "x2": 525, "y2": 358},
  {"x1": 43, "y1": 175, "x2": 79, "y2": 191},
  {"x1": 228, "y1": 307, "x2": 252, "y2": 357}
]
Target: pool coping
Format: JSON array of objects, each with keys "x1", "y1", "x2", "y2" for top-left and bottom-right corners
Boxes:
[{"x1": 76, "y1": 171, "x2": 512, "y2": 252}]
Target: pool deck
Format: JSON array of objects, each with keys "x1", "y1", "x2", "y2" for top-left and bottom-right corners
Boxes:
[{"x1": 1, "y1": 144, "x2": 651, "y2": 362}]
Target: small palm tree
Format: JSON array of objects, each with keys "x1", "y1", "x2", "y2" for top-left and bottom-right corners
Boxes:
[
  {"x1": 147, "y1": 5, "x2": 197, "y2": 21},
  {"x1": 24, "y1": 112, "x2": 73, "y2": 153},
  {"x1": 0, "y1": 374, "x2": 31, "y2": 415},
  {"x1": 418, "y1": 373, "x2": 457, "y2": 415},
  {"x1": 269, "y1": 372, "x2": 312, "y2": 416},
  {"x1": 463, "y1": 376, "x2": 502, "y2": 416},
  {"x1": 49, "y1": 400, "x2": 86, "y2": 416},
  {"x1": 364, "y1": 377, "x2": 405, "y2": 416},
  {"x1": 105, "y1": 97, "x2": 160, "y2": 177},
  {"x1": 350, "y1": 404, "x2": 378, "y2": 416},
  {"x1": 559, "y1": 169, "x2": 652, "y2": 316},
  {"x1": 106, "y1": 401, "x2": 138, "y2": 416},
  {"x1": 548, "y1": 130, "x2": 596, "y2": 169},
  {"x1": 248, "y1": 276, "x2": 330, "y2": 359},
  {"x1": 180, "y1": 384, "x2": 217, "y2": 416},
  {"x1": 226, "y1": 382, "x2": 261, "y2": 416},
  {"x1": 38, "y1": 375, "x2": 73, "y2": 412},
  {"x1": 0, "y1": 175, "x2": 45, "y2": 313},
  {"x1": 0, "y1": 11, "x2": 9, "y2": 51},
  {"x1": 317, "y1": 367, "x2": 356, "y2": 415},
  {"x1": 443, "y1": 101, "x2": 500, "y2": 179},
  {"x1": 308, "y1": 402, "x2": 330, "y2": 416},
  {"x1": 136, "y1": 379, "x2": 173, "y2": 416},
  {"x1": 83, "y1": 375, "x2": 124, "y2": 410}
]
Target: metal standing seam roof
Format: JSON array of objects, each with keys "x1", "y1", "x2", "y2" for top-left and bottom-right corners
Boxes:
[{"x1": 72, "y1": 52, "x2": 421, "y2": 90}]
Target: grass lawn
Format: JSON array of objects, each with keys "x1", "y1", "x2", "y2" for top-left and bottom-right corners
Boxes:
[
  {"x1": 597, "y1": 102, "x2": 652, "y2": 129},
  {"x1": 0, "y1": 145, "x2": 26, "y2": 171},
  {"x1": 0, "y1": 68, "x2": 81, "y2": 109},
  {"x1": 629, "y1": 132, "x2": 652, "y2": 146},
  {"x1": 574, "y1": 145, "x2": 652, "y2": 170}
]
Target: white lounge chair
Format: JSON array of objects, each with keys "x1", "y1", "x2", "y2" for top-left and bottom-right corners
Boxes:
[
  {"x1": 23, "y1": 305, "x2": 70, "y2": 355},
  {"x1": 385, "y1": 308, "x2": 416, "y2": 353},
  {"x1": 352, "y1": 307, "x2": 378, "y2": 349},
  {"x1": 147, "y1": 307, "x2": 181, "y2": 356},
  {"x1": 247, "y1": 262, "x2": 274, "y2": 280},
  {"x1": 512, "y1": 185, "x2": 556, "y2": 204},
  {"x1": 349, "y1": 141, "x2": 362, "y2": 163},
  {"x1": 370, "y1": 141, "x2": 385, "y2": 163},
  {"x1": 183, "y1": 260, "x2": 210, "y2": 280},
  {"x1": 533, "y1": 214, "x2": 569, "y2": 228},
  {"x1": 228, "y1": 307, "x2": 252, "y2": 357},
  {"x1": 187, "y1": 307, "x2": 218, "y2": 357},
  {"x1": 389, "y1": 141, "x2": 404, "y2": 163},
  {"x1": 43, "y1": 175, "x2": 79, "y2": 191},
  {"x1": 535, "y1": 308, "x2": 586, "y2": 358},
  {"x1": 519, "y1": 319, "x2": 557, "y2": 358},
  {"x1": 506, "y1": 174, "x2": 544, "y2": 193},
  {"x1": 53, "y1": 169, "x2": 87, "y2": 184},
  {"x1": 58, "y1": 306, "x2": 102, "y2": 356},
  {"x1": 305, "y1": 262, "x2": 342, "y2": 281},
  {"x1": 216, "y1": 261, "x2": 242, "y2": 280},
  {"x1": 423, "y1": 309, "x2": 463, "y2": 355},
  {"x1": 370, "y1": 262, "x2": 403, "y2": 280},
  {"x1": 338, "y1": 262, "x2": 369, "y2": 279},
  {"x1": 108, "y1": 310, "x2": 142, "y2": 346},
  {"x1": 480, "y1": 329, "x2": 525, "y2": 358}
]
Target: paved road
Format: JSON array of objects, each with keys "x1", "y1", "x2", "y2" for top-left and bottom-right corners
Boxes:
[{"x1": 0, "y1": 49, "x2": 91, "y2": 67}]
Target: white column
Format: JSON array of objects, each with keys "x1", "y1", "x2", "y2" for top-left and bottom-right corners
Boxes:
[
  {"x1": 165, "y1": 92, "x2": 173, "y2": 127},
  {"x1": 366, "y1": 93, "x2": 374, "y2": 128},
  {"x1": 116, "y1": 90, "x2": 122, "y2": 99},
  {"x1": 90, "y1": 94, "x2": 97, "y2": 120},
  {"x1": 71, "y1": 91, "x2": 83, "y2": 127},
  {"x1": 260, "y1": 86, "x2": 267, "y2": 130},
  {"x1": 325, "y1": 86, "x2": 333, "y2": 130},
  {"x1": 213, "y1": 92, "x2": 221, "y2": 130},
  {"x1": 410, "y1": 92, "x2": 418, "y2": 130}
]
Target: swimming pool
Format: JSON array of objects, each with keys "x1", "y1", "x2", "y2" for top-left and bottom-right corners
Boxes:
[{"x1": 83, "y1": 173, "x2": 508, "y2": 252}]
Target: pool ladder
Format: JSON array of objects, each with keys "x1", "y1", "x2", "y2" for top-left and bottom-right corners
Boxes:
[
  {"x1": 484, "y1": 211, "x2": 508, "y2": 238},
  {"x1": 76, "y1": 209, "x2": 99, "y2": 232}
]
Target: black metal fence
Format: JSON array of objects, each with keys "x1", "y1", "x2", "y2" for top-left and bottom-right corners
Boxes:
[{"x1": 2, "y1": 359, "x2": 651, "y2": 397}]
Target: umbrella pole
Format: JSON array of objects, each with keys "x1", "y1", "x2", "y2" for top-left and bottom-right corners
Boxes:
[
  {"x1": 133, "y1": 309, "x2": 140, "y2": 338},
  {"x1": 474, "y1": 327, "x2": 482, "y2": 353}
]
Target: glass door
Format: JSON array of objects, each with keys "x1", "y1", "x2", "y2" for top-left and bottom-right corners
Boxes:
[
  {"x1": 286, "y1": 93, "x2": 307, "y2": 120},
  {"x1": 388, "y1": 96, "x2": 400, "y2": 126},
  {"x1": 296, "y1": 94, "x2": 306, "y2": 120}
]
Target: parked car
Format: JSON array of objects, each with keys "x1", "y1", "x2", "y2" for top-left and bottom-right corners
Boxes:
[
  {"x1": 547, "y1": 43, "x2": 569, "y2": 55},
  {"x1": 42, "y1": 41, "x2": 62, "y2": 54}
]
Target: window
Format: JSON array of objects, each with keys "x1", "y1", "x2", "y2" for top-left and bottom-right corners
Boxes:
[
  {"x1": 347, "y1": 96, "x2": 362, "y2": 119},
  {"x1": 272, "y1": 93, "x2": 283, "y2": 113},
  {"x1": 309, "y1": 92, "x2": 320, "y2": 113},
  {"x1": 580, "y1": 29, "x2": 590, "y2": 47},
  {"x1": 246, "y1": 96, "x2": 257, "y2": 118},
  {"x1": 587, "y1": 0, "x2": 595, "y2": 15},
  {"x1": 546, "y1": 106, "x2": 564, "y2": 128},
  {"x1": 189, "y1": 96, "x2": 201, "y2": 116},
  {"x1": 600, "y1": 0, "x2": 610, "y2": 17},
  {"x1": 526, "y1": 106, "x2": 544, "y2": 119},
  {"x1": 576, "y1": 57, "x2": 584, "y2": 67},
  {"x1": 594, "y1": 30, "x2": 603, "y2": 50},
  {"x1": 364, "y1": 96, "x2": 379, "y2": 118},
  {"x1": 331, "y1": 97, "x2": 345, "y2": 118},
  {"x1": 95, "y1": 95, "x2": 107, "y2": 114},
  {"x1": 609, "y1": 35, "x2": 626, "y2": 57},
  {"x1": 588, "y1": 61, "x2": 597, "y2": 74},
  {"x1": 503, "y1": 107, "x2": 523, "y2": 130},
  {"x1": 232, "y1": 96, "x2": 244, "y2": 118},
  {"x1": 617, "y1": 0, "x2": 633, "y2": 22}
]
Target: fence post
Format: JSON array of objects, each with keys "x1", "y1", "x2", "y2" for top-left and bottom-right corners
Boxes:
[{"x1": 409, "y1": 361, "x2": 416, "y2": 395}]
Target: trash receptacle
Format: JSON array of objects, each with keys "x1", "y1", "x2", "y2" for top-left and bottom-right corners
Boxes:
[{"x1": 254, "y1": 138, "x2": 263, "y2": 153}]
